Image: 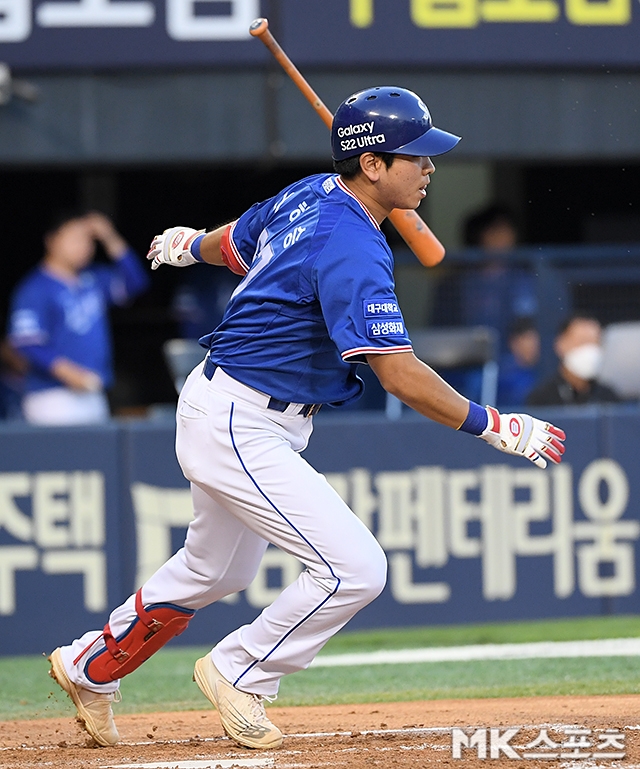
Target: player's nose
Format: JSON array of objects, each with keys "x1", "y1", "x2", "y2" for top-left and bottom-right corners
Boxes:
[{"x1": 422, "y1": 157, "x2": 435, "y2": 174}]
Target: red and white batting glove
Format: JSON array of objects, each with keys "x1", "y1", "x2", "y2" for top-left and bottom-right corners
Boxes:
[
  {"x1": 479, "y1": 406, "x2": 566, "y2": 469},
  {"x1": 146, "y1": 226, "x2": 204, "y2": 270}
]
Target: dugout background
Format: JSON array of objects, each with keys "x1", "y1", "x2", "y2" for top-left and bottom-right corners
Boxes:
[{"x1": 1, "y1": 0, "x2": 640, "y2": 412}]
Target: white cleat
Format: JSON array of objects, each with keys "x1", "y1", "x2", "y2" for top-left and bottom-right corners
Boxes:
[
  {"x1": 193, "y1": 655, "x2": 283, "y2": 750},
  {"x1": 48, "y1": 647, "x2": 120, "y2": 747}
]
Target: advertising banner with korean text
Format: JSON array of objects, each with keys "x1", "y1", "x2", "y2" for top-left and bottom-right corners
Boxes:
[
  {"x1": 304, "y1": 410, "x2": 640, "y2": 630},
  {"x1": 0, "y1": 409, "x2": 639, "y2": 655},
  {"x1": 2, "y1": 0, "x2": 639, "y2": 70},
  {"x1": 0, "y1": 424, "x2": 125, "y2": 656}
]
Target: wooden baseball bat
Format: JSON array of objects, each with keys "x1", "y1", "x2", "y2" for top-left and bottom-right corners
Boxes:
[{"x1": 249, "y1": 17, "x2": 446, "y2": 268}]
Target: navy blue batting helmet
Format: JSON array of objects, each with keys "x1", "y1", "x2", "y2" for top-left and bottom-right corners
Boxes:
[{"x1": 331, "y1": 86, "x2": 460, "y2": 161}]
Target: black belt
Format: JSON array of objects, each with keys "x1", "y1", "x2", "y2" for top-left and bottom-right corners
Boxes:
[{"x1": 203, "y1": 356, "x2": 322, "y2": 417}]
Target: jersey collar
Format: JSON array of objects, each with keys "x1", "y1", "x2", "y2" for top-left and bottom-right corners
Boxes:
[{"x1": 335, "y1": 177, "x2": 381, "y2": 231}]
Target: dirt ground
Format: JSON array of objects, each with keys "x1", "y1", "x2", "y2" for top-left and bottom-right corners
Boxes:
[{"x1": 1, "y1": 695, "x2": 639, "y2": 769}]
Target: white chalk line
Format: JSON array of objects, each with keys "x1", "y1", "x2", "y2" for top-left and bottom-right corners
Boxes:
[
  {"x1": 99, "y1": 740, "x2": 640, "y2": 769},
  {"x1": 4, "y1": 722, "x2": 640, "y2": 755},
  {"x1": 557, "y1": 761, "x2": 629, "y2": 768},
  {"x1": 312, "y1": 638, "x2": 640, "y2": 667},
  {"x1": 102, "y1": 761, "x2": 378, "y2": 769},
  {"x1": 78, "y1": 759, "x2": 640, "y2": 769},
  {"x1": 102, "y1": 761, "x2": 273, "y2": 769},
  {"x1": 0, "y1": 726, "x2": 449, "y2": 752}
]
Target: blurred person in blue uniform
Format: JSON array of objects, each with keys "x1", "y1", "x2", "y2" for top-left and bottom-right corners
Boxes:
[
  {"x1": 384, "y1": 204, "x2": 534, "y2": 407},
  {"x1": 464, "y1": 204, "x2": 519, "y2": 252},
  {"x1": 433, "y1": 205, "x2": 537, "y2": 401},
  {"x1": 496, "y1": 317, "x2": 541, "y2": 407},
  {"x1": 0, "y1": 339, "x2": 28, "y2": 420},
  {"x1": 8, "y1": 211, "x2": 148, "y2": 425},
  {"x1": 527, "y1": 315, "x2": 619, "y2": 406},
  {"x1": 460, "y1": 205, "x2": 537, "y2": 347}
]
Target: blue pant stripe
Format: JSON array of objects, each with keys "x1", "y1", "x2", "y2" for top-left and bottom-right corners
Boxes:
[{"x1": 227, "y1": 402, "x2": 341, "y2": 687}]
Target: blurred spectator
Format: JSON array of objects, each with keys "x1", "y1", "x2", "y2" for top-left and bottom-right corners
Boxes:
[
  {"x1": 527, "y1": 314, "x2": 619, "y2": 406},
  {"x1": 0, "y1": 338, "x2": 28, "y2": 420},
  {"x1": 496, "y1": 317, "x2": 541, "y2": 407},
  {"x1": 8, "y1": 210, "x2": 149, "y2": 425},
  {"x1": 463, "y1": 204, "x2": 519, "y2": 252},
  {"x1": 460, "y1": 205, "x2": 537, "y2": 348}
]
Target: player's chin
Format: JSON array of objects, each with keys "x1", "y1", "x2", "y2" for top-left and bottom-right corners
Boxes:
[
  {"x1": 398, "y1": 194, "x2": 423, "y2": 210},
  {"x1": 410, "y1": 190, "x2": 427, "y2": 208}
]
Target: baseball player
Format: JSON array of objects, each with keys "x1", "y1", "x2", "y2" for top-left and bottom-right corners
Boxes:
[
  {"x1": 8, "y1": 211, "x2": 148, "y2": 425},
  {"x1": 48, "y1": 87, "x2": 565, "y2": 751}
]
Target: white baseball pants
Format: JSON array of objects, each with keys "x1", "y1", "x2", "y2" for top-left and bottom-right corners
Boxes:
[
  {"x1": 61, "y1": 364, "x2": 387, "y2": 696},
  {"x1": 23, "y1": 387, "x2": 109, "y2": 425}
]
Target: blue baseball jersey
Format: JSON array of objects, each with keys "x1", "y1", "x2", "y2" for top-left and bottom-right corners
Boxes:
[
  {"x1": 9, "y1": 250, "x2": 149, "y2": 393},
  {"x1": 202, "y1": 173, "x2": 412, "y2": 406}
]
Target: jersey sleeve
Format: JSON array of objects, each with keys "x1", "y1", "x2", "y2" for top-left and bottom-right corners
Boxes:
[
  {"x1": 311, "y1": 222, "x2": 413, "y2": 364},
  {"x1": 8, "y1": 279, "x2": 58, "y2": 371},
  {"x1": 225, "y1": 197, "x2": 275, "y2": 274}
]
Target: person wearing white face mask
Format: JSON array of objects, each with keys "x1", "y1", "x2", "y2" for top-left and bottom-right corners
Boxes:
[{"x1": 527, "y1": 314, "x2": 619, "y2": 406}]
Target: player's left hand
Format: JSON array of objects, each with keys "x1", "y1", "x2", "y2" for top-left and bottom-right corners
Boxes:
[
  {"x1": 147, "y1": 226, "x2": 203, "y2": 270},
  {"x1": 478, "y1": 406, "x2": 565, "y2": 469}
]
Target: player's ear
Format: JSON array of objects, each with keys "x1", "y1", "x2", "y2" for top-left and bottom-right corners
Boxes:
[{"x1": 358, "y1": 152, "x2": 383, "y2": 182}]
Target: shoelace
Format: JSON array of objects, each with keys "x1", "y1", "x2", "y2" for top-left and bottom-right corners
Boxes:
[
  {"x1": 94, "y1": 689, "x2": 121, "y2": 703},
  {"x1": 249, "y1": 693, "x2": 276, "y2": 723},
  {"x1": 83, "y1": 687, "x2": 121, "y2": 708}
]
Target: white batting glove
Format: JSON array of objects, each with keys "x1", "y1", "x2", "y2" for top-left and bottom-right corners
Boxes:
[
  {"x1": 146, "y1": 226, "x2": 204, "y2": 270},
  {"x1": 478, "y1": 406, "x2": 566, "y2": 469}
]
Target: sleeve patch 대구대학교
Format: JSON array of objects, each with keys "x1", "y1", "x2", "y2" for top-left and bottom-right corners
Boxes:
[{"x1": 362, "y1": 298, "x2": 401, "y2": 318}]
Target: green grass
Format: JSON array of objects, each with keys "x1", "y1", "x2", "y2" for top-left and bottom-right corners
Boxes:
[
  {"x1": 318, "y1": 615, "x2": 640, "y2": 652},
  {"x1": 277, "y1": 656, "x2": 640, "y2": 706},
  {"x1": 3, "y1": 615, "x2": 640, "y2": 721}
]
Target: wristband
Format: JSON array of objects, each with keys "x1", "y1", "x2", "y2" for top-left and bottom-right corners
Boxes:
[
  {"x1": 189, "y1": 233, "x2": 205, "y2": 263},
  {"x1": 458, "y1": 401, "x2": 489, "y2": 435}
]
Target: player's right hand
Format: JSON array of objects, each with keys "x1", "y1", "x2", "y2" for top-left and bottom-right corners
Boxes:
[
  {"x1": 51, "y1": 358, "x2": 103, "y2": 392},
  {"x1": 478, "y1": 406, "x2": 565, "y2": 469},
  {"x1": 146, "y1": 226, "x2": 203, "y2": 270}
]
